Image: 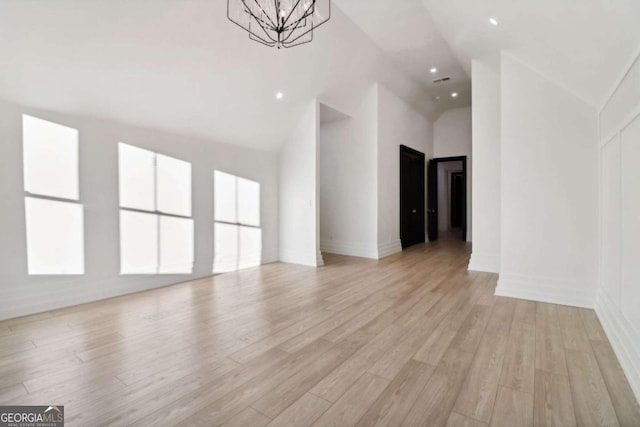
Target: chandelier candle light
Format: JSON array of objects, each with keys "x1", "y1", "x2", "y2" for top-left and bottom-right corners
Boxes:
[{"x1": 227, "y1": 0, "x2": 331, "y2": 48}]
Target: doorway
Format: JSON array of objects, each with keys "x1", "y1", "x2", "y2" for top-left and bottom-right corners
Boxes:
[
  {"x1": 427, "y1": 156, "x2": 467, "y2": 242},
  {"x1": 400, "y1": 145, "x2": 426, "y2": 249},
  {"x1": 451, "y1": 172, "x2": 464, "y2": 228}
]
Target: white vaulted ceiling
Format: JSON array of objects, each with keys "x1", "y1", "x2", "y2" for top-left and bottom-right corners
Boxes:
[
  {"x1": 0, "y1": 0, "x2": 434, "y2": 151},
  {"x1": 336, "y1": 0, "x2": 640, "y2": 111},
  {"x1": 333, "y1": 0, "x2": 471, "y2": 114},
  {"x1": 422, "y1": 0, "x2": 640, "y2": 108},
  {"x1": 1, "y1": 0, "x2": 638, "y2": 152}
]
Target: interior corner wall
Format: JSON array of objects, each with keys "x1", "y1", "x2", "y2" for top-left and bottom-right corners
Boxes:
[
  {"x1": 319, "y1": 88, "x2": 378, "y2": 259},
  {"x1": 595, "y1": 49, "x2": 640, "y2": 402},
  {"x1": 377, "y1": 84, "x2": 433, "y2": 256},
  {"x1": 433, "y1": 107, "x2": 472, "y2": 241},
  {"x1": 496, "y1": 54, "x2": 598, "y2": 308},
  {"x1": 0, "y1": 99, "x2": 279, "y2": 321},
  {"x1": 279, "y1": 100, "x2": 321, "y2": 266},
  {"x1": 468, "y1": 60, "x2": 501, "y2": 273}
]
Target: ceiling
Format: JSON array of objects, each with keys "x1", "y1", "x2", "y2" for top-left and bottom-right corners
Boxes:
[
  {"x1": 422, "y1": 0, "x2": 640, "y2": 109},
  {"x1": 1, "y1": 0, "x2": 637, "y2": 152},
  {"x1": 0, "y1": 0, "x2": 435, "y2": 151},
  {"x1": 334, "y1": 0, "x2": 471, "y2": 115}
]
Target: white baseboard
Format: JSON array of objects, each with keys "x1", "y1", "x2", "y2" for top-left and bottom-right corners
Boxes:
[
  {"x1": 468, "y1": 252, "x2": 500, "y2": 273},
  {"x1": 495, "y1": 273, "x2": 596, "y2": 308},
  {"x1": 595, "y1": 290, "x2": 640, "y2": 403},
  {"x1": 261, "y1": 256, "x2": 280, "y2": 265},
  {"x1": 319, "y1": 239, "x2": 402, "y2": 260},
  {"x1": 279, "y1": 249, "x2": 319, "y2": 267},
  {"x1": 320, "y1": 239, "x2": 378, "y2": 259},
  {"x1": 0, "y1": 255, "x2": 285, "y2": 321},
  {"x1": 317, "y1": 250, "x2": 325, "y2": 267},
  {"x1": 0, "y1": 272, "x2": 216, "y2": 321},
  {"x1": 377, "y1": 240, "x2": 402, "y2": 259}
]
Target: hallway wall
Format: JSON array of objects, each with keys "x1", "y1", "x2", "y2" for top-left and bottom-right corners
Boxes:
[
  {"x1": 496, "y1": 55, "x2": 599, "y2": 308},
  {"x1": 319, "y1": 90, "x2": 379, "y2": 259},
  {"x1": 468, "y1": 60, "x2": 501, "y2": 273},
  {"x1": 319, "y1": 84, "x2": 433, "y2": 259},
  {"x1": 280, "y1": 101, "x2": 321, "y2": 266},
  {"x1": 596, "y1": 47, "x2": 640, "y2": 401},
  {"x1": 378, "y1": 85, "x2": 433, "y2": 255}
]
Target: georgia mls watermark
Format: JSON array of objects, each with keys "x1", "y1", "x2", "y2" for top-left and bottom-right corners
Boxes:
[{"x1": 0, "y1": 406, "x2": 64, "y2": 427}]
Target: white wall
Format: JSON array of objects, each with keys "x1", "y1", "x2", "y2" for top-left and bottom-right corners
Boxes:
[
  {"x1": 0, "y1": 99, "x2": 279, "y2": 321},
  {"x1": 596, "y1": 48, "x2": 640, "y2": 401},
  {"x1": 319, "y1": 88, "x2": 378, "y2": 259},
  {"x1": 437, "y1": 161, "x2": 463, "y2": 232},
  {"x1": 279, "y1": 100, "x2": 322, "y2": 266},
  {"x1": 319, "y1": 84, "x2": 433, "y2": 259},
  {"x1": 496, "y1": 55, "x2": 598, "y2": 308},
  {"x1": 468, "y1": 60, "x2": 502, "y2": 273},
  {"x1": 433, "y1": 107, "x2": 472, "y2": 240},
  {"x1": 377, "y1": 85, "x2": 433, "y2": 255}
]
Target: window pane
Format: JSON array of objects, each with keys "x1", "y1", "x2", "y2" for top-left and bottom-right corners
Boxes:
[
  {"x1": 238, "y1": 178, "x2": 261, "y2": 227},
  {"x1": 213, "y1": 222, "x2": 238, "y2": 273},
  {"x1": 214, "y1": 171, "x2": 237, "y2": 223},
  {"x1": 120, "y1": 210, "x2": 158, "y2": 274},
  {"x1": 25, "y1": 197, "x2": 84, "y2": 275},
  {"x1": 23, "y1": 115, "x2": 79, "y2": 200},
  {"x1": 157, "y1": 154, "x2": 192, "y2": 217},
  {"x1": 118, "y1": 143, "x2": 156, "y2": 211},
  {"x1": 238, "y1": 226, "x2": 262, "y2": 270},
  {"x1": 159, "y1": 216, "x2": 194, "y2": 274}
]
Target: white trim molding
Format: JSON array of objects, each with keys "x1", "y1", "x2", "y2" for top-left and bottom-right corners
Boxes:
[
  {"x1": 320, "y1": 239, "x2": 379, "y2": 259},
  {"x1": 468, "y1": 252, "x2": 500, "y2": 273},
  {"x1": 0, "y1": 273, "x2": 215, "y2": 321},
  {"x1": 279, "y1": 249, "x2": 319, "y2": 267},
  {"x1": 496, "y1": 273, "x2": 596, "y2": 308},
  {"x1": 595, "y1": 290, "x2": 640, "y2": 402},
  {"x1": 377, "y1": 240, "x2": 402, "y2": 259}
]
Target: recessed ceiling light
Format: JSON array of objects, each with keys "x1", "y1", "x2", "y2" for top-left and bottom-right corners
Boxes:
[
  {"x1": 275, "y1": 92, "x2": 284, "y2": 100},
  {"x1": 430, "y1": 67, "x2": 438, "y2": 73},
  {"x1": 451, "y1": 92, "x2": 458, "y2": 98},
  {"x1": 489, "y1": 17, "x2": 498, "y2": 26}
]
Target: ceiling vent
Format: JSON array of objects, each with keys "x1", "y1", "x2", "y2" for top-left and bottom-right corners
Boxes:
[{"x1": 433, "y1": 77, "x2": 451, "y2": 83}]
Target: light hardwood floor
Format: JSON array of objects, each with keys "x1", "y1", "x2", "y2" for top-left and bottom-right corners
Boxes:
[{"x1": 1, "y1": 242, "x2": 639, "y2": 426}]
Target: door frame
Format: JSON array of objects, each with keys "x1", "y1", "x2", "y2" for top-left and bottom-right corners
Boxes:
[
  {"x1": 427, "y1": 156, "x2": 467, "y2": 242},
  {"x1": 399, "y1": 145, "x2": 426, "y2": 249}
]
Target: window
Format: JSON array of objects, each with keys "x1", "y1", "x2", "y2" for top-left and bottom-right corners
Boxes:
[
  {"x1": 22, "y1": 115, "x2": 84, "y2": 275},
  {"x1": 118, "y1": 143, "x2": 193, "y2": 275},
  {"x1": 119, "y1": 210, "x2": 158, "y2": 275},
  {"x1": 213, "y1": 171, "x2": 262, "y2": 273}
]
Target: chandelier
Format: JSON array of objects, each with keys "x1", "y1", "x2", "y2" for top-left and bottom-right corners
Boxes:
[{"x1": 227, "y1": 0, "x2": 331, "y2": 49}]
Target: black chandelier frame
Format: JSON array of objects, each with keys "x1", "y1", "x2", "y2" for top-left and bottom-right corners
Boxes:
[{"x1": 227, "y1": 0, "x2": 331, "y2": 48}]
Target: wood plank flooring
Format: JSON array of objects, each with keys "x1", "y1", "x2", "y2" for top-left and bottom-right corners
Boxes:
[{"x1": 1, "y1": 242, "x2": 639, "y2": 426}]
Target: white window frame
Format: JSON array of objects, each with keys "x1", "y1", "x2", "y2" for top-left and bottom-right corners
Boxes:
[
  {"x1": 22, "y1": 115, "x2": 85, "y2": 275},
  {"x1": 118, "y1": 143, "x2": 194, "y2": 275},
  {"x1": 213, "y1": 171, "x2": 262, "y2": 273}
]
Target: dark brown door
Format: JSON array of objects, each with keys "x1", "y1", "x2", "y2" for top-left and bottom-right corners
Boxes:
[
  {"x1": 427, "y1": 159, "x2": 438, "y2": 241},
  {"x1": 400, "y1": 145, "x2": 425, "y2": 249}
]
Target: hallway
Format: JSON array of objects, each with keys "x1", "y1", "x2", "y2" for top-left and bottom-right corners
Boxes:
[{"x1": 0, "y1": 242, "x2": 638, "y2": 426}]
